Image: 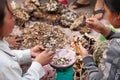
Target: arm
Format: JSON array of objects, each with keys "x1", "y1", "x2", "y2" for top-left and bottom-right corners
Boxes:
[
  {"x1": 11, "y1": 49, "x2": 32, "y2": 65},
  {"x1": 11, "y1": 45, "x2": 45, "y2": 65},
  {"x1": 79, "y1": 37, "x2": 120, "y2": 80},
  {"x1": 83, "y1": 56, "x2": 103, "y2": 80},
  {"x1": 86, "y1": 18, "x2": 111, "y2": 37},
  {"x1": 78, "y1": 42, "x2": 103, "y2": 80},
  {"x1": 22, "y1": 61, "x2": 45, "y2": 80},
  {"x1": 0, "y1": 50, "x2": 44, "y2": 80}
]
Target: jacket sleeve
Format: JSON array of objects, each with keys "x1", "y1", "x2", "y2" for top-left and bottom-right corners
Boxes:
[
  {"x1": 83, "y1": 38, "x2": 120, "y2": 80},
  {"x1": 0, "y1": 50, "x2": 45, "y2": 80},
  {"x1": 11, "y1": 49, "x2": 32, "y2": 65},
  {"x1": 11, "y1": 49, "x2": 46, "y2": 80},
  {"x1": 22, "y1": 61, "x2": 45, "y2": 80},
  {"x1": 83, "y1": 56, "x2": 104, "y2": 80}
]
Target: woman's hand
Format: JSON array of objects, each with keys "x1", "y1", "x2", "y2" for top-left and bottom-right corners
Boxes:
[
  {"x1": 86, "y1": 17, "x2": 105, "y2": 33},
  {"x1": 86, "y1": 17, "x2": 110, "y2": 37},
  {"x1": 30, "y1": 45, "x2": 45, "y2": 58},
  {"x1": 5, "y1": 36, "x2": 22, "y2": 49},
  {"x1": 78, "y1": 42, "x2": 90, "y2": 58},
  {"x1": 34, "y1": 50, "x2": 54, "y2": 66}
]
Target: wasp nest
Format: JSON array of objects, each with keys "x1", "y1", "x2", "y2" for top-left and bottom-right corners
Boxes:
[
  {"x1": 70, "y1": 15, "x2": 91, "y2": 34},
  {"x1": 93, "y1": 41, "x2": 108, "y2": 67},
  {"x1": 52, "y1": 57, "x2": 71, "y2": 65},
  {"x1": 45, "y1": 0, "x2": 60, "y2": 12},
  {"x1": 13, "y1": 8, "x2": 30, "y2": 27},
  {"x1": 23, "y1": 0, "x2": 41, "y2": 12},
  {"x1": 20, "y1": 22, "x2": 68, "y2": 51},
  {"x1": 80, "y1": 33, "x2": 96, "y2": 54},
  {"x1": 73, "y1": 56, "x2": 87, "y2": 80},
  {"x1": 71, "y1": 35, "x2": 96, "y2": 80},
  {"x1": 60, "y1": 9, "x2": 79, "y2": 27},
  {"x1": 32, "y1": 9, "x2": 61, "y2": 23},
  {"x1": 71, "y1": 34, "x2": 96, "y2": 55}
]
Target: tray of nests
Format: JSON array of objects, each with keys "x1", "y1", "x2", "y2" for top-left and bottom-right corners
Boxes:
[
  {"x1": 50, "y1": 49, "x2": 76, "y2": 69},
  {"x1": 19, "y1": 22, "x2": 68, "y2": 51},
  {"x1": 13, "y1": 8, "x2": 30, "y2": 27}
]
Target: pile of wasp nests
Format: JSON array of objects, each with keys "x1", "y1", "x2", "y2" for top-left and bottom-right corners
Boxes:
[{"x1": 10, "y1": 0, "x2": 108, "y2": 80}]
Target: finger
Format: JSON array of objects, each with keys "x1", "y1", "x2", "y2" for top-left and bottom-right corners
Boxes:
[
  {"x1": 16, "y1": 38, "x2": 23, "y2": 41},
  {"x1": 38, "y1": 45, "x2": 45, "y2": 50},
  {"x1": 49, "y1": 54, "x2": 54, "y2": 59},
  {"x1": 79, "y1": 42, "x2": 88, "y2": 54},
  {"x1": 86, "y1": 20, "x2": 96, "y2": 28},
  {"x1": 41, "y1": 49, "x2": 49, "y2": 54},
  {"x1": 48, "y1": 51, "x2": 55, "y2": 56},
  {"x1": 15, "y1": 43, "x2": 21, "y2": 46}
]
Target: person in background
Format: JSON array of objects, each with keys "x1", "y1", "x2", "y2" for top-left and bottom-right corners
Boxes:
[
  {"x1": 71, "y1": 0, "x2": 105, "y2": 20},
  {"x1": 79, "y1": 0, "x2": 120, "y2": 80},
  {"x1": 0, "y1": 0, "x2": 54, "y2": 80}
]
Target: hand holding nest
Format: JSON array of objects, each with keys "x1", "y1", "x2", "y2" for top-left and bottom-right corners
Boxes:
[
  {"x1": 31, "y1": 45, "x2": 54, "y2": 66},
  {"x1": 86, "y1": 17, "x2": 111, "y2": 37},
  {"x1": 78, "y1": 42, "x2": 90, "y2": 58},
  {"x1": 34, "y1": 50, "x2": 54, "y2": 66}
]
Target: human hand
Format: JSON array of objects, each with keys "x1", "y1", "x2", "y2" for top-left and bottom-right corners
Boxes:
[
  {"x1": 86, "y1": 18, "x2": 105, "y2": 33},
  {"x1": 86, "y1": 17, "x2": 110, "y2": 37},
  {"x1": 30, "y1": 45, "x2": 45, "y2": 58},
  {"x1": 6, "y1": 36, "x2": 22, "y2": 49},
  {"x1": 34, "y1": 50, "x2": 54, "y2": 66},
  {"x1": 78, "y1": 42, "x2": 90, "y2": 58}
]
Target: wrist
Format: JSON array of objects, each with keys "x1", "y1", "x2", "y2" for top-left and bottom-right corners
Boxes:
[
  {"x1": 106, "y1": 30, "x2": 115, "y2": 39},
  {"x1": 82, "y1": 54, "x2": 90, "y2": 58},
  {"x1": 30, "y1": 49, "x2": 34, "y2": 58},
  {"x1": 101, "y1": 27, "x2": 111, "y2": 37}
]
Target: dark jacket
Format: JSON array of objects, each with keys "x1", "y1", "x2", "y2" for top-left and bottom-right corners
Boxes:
[{"x1": 83, "y1": 33, "x2": 120, "y2": 80}]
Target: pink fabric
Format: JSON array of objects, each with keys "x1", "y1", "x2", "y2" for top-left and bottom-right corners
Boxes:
[{"x1": 41, "y1": 65, "x2": 56, "y2": 80}]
